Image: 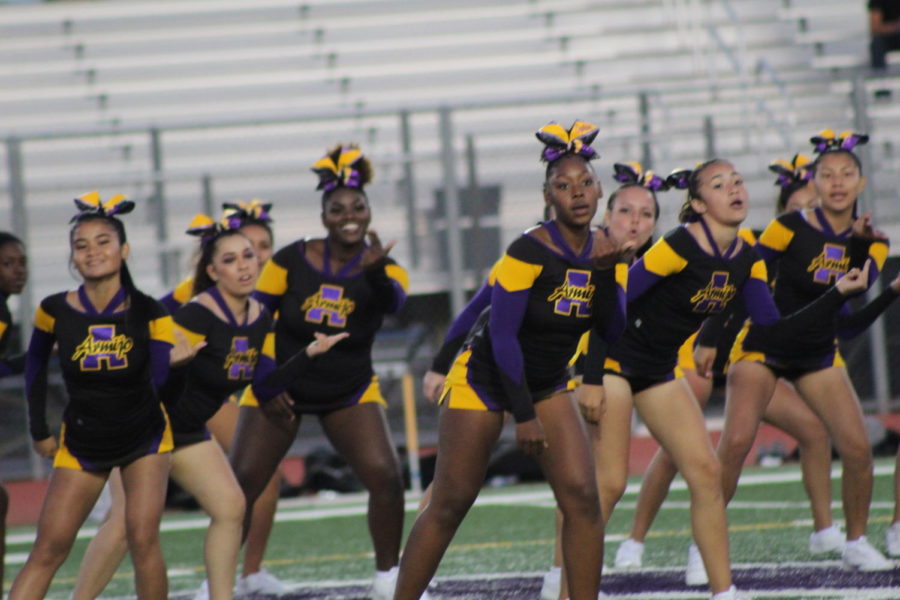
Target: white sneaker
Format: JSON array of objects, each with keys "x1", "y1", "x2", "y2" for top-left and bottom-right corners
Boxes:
[
  {"x1": 614, "y1": 538, "x2": 644, "y2": 569},
  {"x1": 710, "y1": 585, "x2": 748, "y2": 600},
  {"x1": 808, "y1": 524, "x2": 845, "y2": 554},
  {"x1": 193, "y1": 580, "x2": 209, "y2": 600},
  {"x1": 235, "y1": 567, "x2": 286, "y2": 595},
  {"x1": 540, "y1": 566, "x2": 561, "y2": 600},
  {"x1": 372, "y1": 567, "x2": 432, "y2": 600},
  {"x1": 372, "y1": 567, "x2": 399, "y2": 600},
  {"x1": 886, "y1": 522, "x2": 900, "y2": 557},
  {"x1": 842, "y1": 536, "x2": 893, "y2": 571},
  {"x1": 685, "y1": 543, "x2": 709, "y2": 586}
]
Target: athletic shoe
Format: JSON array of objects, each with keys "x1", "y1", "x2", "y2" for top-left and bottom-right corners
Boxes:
[
  {"x1": 710, "y1": 584, "x2": 748, "y2": 600},
  {"x1": 685, "y1": 543, "x2": 709, "y2": 586},
  {"x1": 235, "y1": 567, "x2": 286, "y2": 595},
  {"x1": 540, "y1": 566, "x2": 561, "y2": 600},
  {"x1": 614, "y1": 538, "x2": 644, "y2": 568},
  {"x1": 808, "y1": 524, "x2": 845, "y2": 554},
  {"x1": 371, "y1": 567, "x2": 433, "y2": 600},
  {"x1": 842, "y1": 536, "x2": 893, "y2": 571},
  {"x1": 193, "y1": 580, "x2": 209, "y2": 600},
  {"x1": 885, "y1": 522, "x2": 900, "y2": 557}
]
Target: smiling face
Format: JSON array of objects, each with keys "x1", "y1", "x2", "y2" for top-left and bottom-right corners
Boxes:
[
  {"x1": 322, "y1": 188, "x2": 371, "y2": 246},
  {"x1": 543, "y1": 155, "x2": 601, "y2": 229},
  {"x1": 813, "y1": 151, "x2": 865, "y2": 216},
  {"x1": 238, "y1": 223, "x2": 273, "y2": 266},
  {"x1": 70, "y1": 218, "x2": 129, "y2": 282},
  {"x1": 206, "y1": 233, "x2": 259, "y2": 298},
  {"x1": 605, "y1": 185, "x2": 657, "y2": 249},
  {"x1": 0, "y1": 241, "x2": 27, "y2": 295},
  {"x1": 691, "y1": 160, "x2": 749, "y2": 227}
]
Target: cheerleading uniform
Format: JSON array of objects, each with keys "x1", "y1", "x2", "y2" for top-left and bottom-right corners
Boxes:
[
  {"x1": 25, "y1": 288, "x2": 176, "y2": 471},
  {"x1": 0, "y1": 293, "x2": 25, "y2": 377}
]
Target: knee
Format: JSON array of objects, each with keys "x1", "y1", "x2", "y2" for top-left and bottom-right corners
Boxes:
[
  {"x1": 838, "y1": 438, "x2": 873, "y2": 472},
  {"x1": 796, "y1": 422, "x2": 831, "y2": 454},
  {"x1": 684, "y1": 455, "x2": 723, "y2": 494},
  {"x1": 210, "y1": 488, "x2": 247, "y2": 525},
  {"x1": 555, "y1": 477, "x2": 600, "y2": 522},
  {"x1": 718, "y1": 429, "x2": 756, "y2": 466},
  {"x1": 363, "y1": 457, "x2": 405, "y2": 499},
  {"x1": 596, "y1": 473, "x2": 627, "y2": 511},
  {"x1": 428, "y1": 487, "x2": 479, "y2": 530},
  {"x1": 29, "y1": 535, "x2": 72, "y2": 567},
  {"x1": 126, "y1": 520, "x2": 161, "y2": 558}
]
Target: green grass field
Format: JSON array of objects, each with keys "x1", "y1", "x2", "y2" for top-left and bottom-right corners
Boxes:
[{"x1": 6, "y1": 458, "x2": 899, "y2": 599}]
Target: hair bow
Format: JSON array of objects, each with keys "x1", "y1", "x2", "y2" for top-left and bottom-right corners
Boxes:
[
  {"x1": 70, "y1": 191, "x2": 135, "y2": 223},
  {"x1": 536, "y1": 120, "x2": 600, "y2": 163},
  {"x1": 185, "y1": 213, "x2": 240, "y2": 243},
  {"x1": 810, "y1": 129, "x2": 869, "y2": 153},
  {"x1": 312, "y1": 145, "x2": 371, "y2": 192},
  {"x1": 769, "y1": 154, "x2": 813, "y2": 188},
  {"x1": 664, "y1": 168, "x2": 693, "y2": 191},
  {"x1": 221, "y1": 199, "x2": 273, "y2": 225},
  {"x1": 613, "y1": 161, "x2": 669, "y2": 191}
]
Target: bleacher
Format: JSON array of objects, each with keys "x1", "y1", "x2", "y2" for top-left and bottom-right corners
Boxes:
[{"x1": 0, "y1": 0, "x2": 896, "y2": 308}]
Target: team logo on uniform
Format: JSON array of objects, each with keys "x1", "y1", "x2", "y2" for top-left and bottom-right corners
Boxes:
[
  {"x1": 71, "y1": 324, "x2": 133, "y2": 371},
  {"x1": 808, "y1": 244, "x2": 849, "y2": 284},
  {"x1": 691, "y1": 271, "x2": 737, "y2": 313},
  {"x1": 548, "y1": 269, "x2": 595, "y2": 317},
  {"x1": 223, "y1": 336, "x2": 259, "y2": 380},
  {"x1": 302, "y1": 284, "x2": 356, "y2": 327}
]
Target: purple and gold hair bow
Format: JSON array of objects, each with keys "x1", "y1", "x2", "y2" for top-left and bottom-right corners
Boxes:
[
  {"x1": 70, "y1": 191, "x2": 135, "y2": 223},
  {"x1": 536, "y1": 120, "x2": 600, "y2": 163},
  {"x1": 665, "y1": 168, "x2": 693, "y2": 191},
  {"x1": 769, "y1": 154, "x2": 813, "y2": 188},
  {"x1": 185, "y1": 213, "x2": 240, "y2": 243},
  {"x1": 312, "y1": 146, "x2": 368, "y2": 192},
  {"x1": 613, "y1": 161, "x2": 669, "y2": 191},
  {"x1": 810, "y1": 129, "x2": 869, "y2": 154},
  {"x1": 222, "y1": 199, "x2": 273, "y2": 225}
]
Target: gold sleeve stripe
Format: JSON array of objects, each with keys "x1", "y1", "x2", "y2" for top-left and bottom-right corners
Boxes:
[
  {"x1": 486, "y1": 259, "x2": 502, "y2": 286},
  {"x1": 174, "y1": 323, "x2": 205, "y2": 348},
  {"x1": 262, "y1": 332, "x2": 276, "y2": 359},
  {"x1": 869, "y1": 241, "x2": 889, "y2": 270},
  {"x1": 173, "y1": 277, "x2": 195, "y2": 304},
  {"x1": 615, "y1": 262, "x2": 628, "y2": 291},
  {"x1": 34, "y1": 305, "x2": 55, "y2": 334},
  {"x1": 738, "y1": 228, "x2": 758, "y2": 245},
  {"x1": 255, "y1": 260, "x2": 289, "y2": 297},
  {"x1": 495, "y1": 254, "x2": 543, "y2": 292},
  {"x1": 0, "y1": 321, "x2": 7, "y2": 339},
  {"x1": 149, "y1": 315, "x2": 177, "y2": 346},
  {"x1": 758, "y1": 219, "x2": 794, "y2": 252},
  {"x1": 749, "y1": 259, "x2": 769, "y2": 283},
  {"x1": 642, "y1": 239, "x2": 688, "y2": 276},
  {"x1": 385, "y1": 264, "x2": 410, "y2": 293},
  {"x1": 568, "y1": 331, "x2": 589, "y2": 366}
]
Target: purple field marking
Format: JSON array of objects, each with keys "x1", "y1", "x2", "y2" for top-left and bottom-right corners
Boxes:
[{"x1": 168, "y1": 565, "x2": 900, "y2": 599}]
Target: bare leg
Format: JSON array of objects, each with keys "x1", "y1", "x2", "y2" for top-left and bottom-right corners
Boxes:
[
  {"x1": 0, "y1": 483, "x2": 7, "y2": 596},
  {"x1": 534, "y1": 393, "x2": 603, "y2": 600},
  {"x1": 172, "y1": 441, "x2": 245, "y2": 600},
  {"x1": 762, "y1": 379, "x2": 834, "y2": 532},
  {"x1": 229, "y1": 406, "x2": 299, "y2": 542},
  {"x1": 635, "y1": 378, "x2": 732, "y2": 595},
  {"x1": 120, "y1": 452, "x2": 170, "y2": 600},
  {"x1": 209, "y1": 403, "x2": 281, "y2": 576},
  {"x1": 8, "y1": 468, "x2": 106, "y2": 600},
  {"x1": 321, "y1": 403, "x2": 405, "y2": 571},
  {"x1": 794, "y1": 367, "x2": 872, "y2": 540},
  {"x1": 629, "y1": 369, "x2": 712, "y2": 543},
  {"x1": 394, "y1": 406, "x2": 504, "y2": 600},
  {"x1": 71, "y1": 469, "x2": 128, "y2": 600},
  {"x1": 717, "y1": 361, "x2": 778, "y2": 503}
]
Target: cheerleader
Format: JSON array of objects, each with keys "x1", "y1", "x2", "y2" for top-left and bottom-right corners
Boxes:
[
  {"x1": 581, "y1": 158, "x2": 870, "y2": 600},
  {"x1": 0, "y1": 231, "x2": 28, "y2": 595},
  {"x1": 612, "y1": 155, "x2": 844, "y2": 576},
  {"x1": 716, "y1": 130, "x2": 894, "y2": 571},
  {"x1": 229, "y1": 144, "x2": 413, "y2": 600},
  {"x1": 394, "y1": 121, "x2": 632, "y2": 600},
  {"x1": 8, "y1": 193, "x2": 202, "y2": 600}
]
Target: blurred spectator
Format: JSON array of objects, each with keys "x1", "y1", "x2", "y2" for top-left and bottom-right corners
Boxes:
[{"x1": 870, "y1": 0, "x2": 900, "y2": 70}]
